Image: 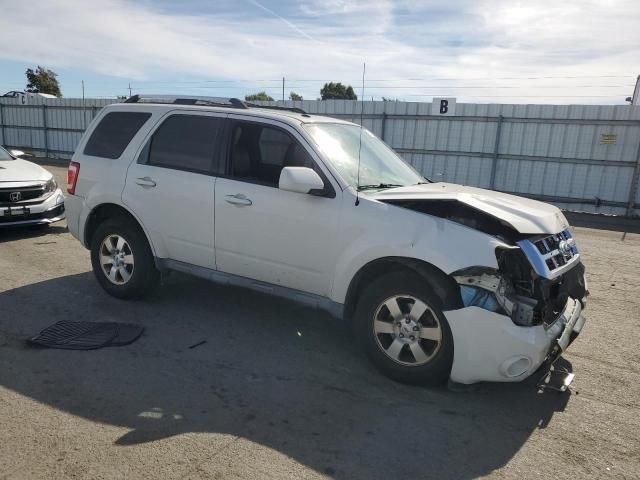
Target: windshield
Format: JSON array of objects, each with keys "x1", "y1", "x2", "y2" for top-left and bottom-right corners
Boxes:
[
  {"x1": 303, "y1": 123, "x2": 426, "y2": 190},
  {"x1": 0, "y1": 146, "x2": 14, "y2": 161}
]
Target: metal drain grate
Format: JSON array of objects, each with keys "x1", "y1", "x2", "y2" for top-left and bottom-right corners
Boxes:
[{"x1": 29, "y1": 321, "x2": 144, "y2": 350}]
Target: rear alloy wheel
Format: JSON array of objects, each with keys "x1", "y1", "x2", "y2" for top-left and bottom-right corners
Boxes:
[
  {"x1": 355, "y1": 271, "x2": 453, "y2": 385},
  {"x1": 90, "y1": 216, "x2": 159, "y2": 299},
  {"x1": 99, "y1": 234, "x2": 135, "y2": 285}
]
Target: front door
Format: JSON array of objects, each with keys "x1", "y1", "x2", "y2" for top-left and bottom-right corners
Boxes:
[
  {"x1": 122, "y1": 111, "x2": 226, "y2": 268},
  {"x1": 214, "y1": 118, "x2": 341, "y2": 296}
]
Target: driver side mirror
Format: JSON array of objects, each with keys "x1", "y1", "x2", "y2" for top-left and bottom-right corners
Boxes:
[
  {"x1": 278, "y1": 167, "x2": 325, "y2": 194},
  {"x1": 9, "y1": 149, "x2": 25, "y2": 158}
]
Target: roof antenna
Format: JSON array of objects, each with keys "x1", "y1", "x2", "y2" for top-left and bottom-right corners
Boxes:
[{"x1": 355, "y1": 62, "x2": 366, "y2": 206}]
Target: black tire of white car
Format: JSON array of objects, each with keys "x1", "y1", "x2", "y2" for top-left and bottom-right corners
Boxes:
[
  {"x1": 90, "y1": 217, "x2": 159, "y2": 299},
  {"x1": 355, "y1": 271, "x2": 454, "y2": 385}
]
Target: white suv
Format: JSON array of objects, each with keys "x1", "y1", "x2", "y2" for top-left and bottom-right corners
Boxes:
[{"x1": 65, "y1": 96, "x2": 588, "y2": 385}]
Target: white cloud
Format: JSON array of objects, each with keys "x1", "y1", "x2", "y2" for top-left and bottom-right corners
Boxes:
[{"x1": 0, "y1": 0, "x2": 637, "y2": 103}]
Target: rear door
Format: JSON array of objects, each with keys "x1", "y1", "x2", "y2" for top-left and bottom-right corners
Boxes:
[{"x1": 122, "y1": 111, "x2": 227, "y2": 268}]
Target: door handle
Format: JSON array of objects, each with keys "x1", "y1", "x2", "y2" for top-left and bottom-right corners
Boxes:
[
  {"x1": 135, "y1": 176, "x2": 157, "y2": 188},
  {"x1": 225, "y1": 193, "x2": 252, "y2": 206}
]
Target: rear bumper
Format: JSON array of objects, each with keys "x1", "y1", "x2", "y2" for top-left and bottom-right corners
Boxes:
[
  {"x1": 0, "y1": 189, "x2": 66, "y2": 227},
  {"x1": 445, "y1": 297, "x2": 586, "y2": 384},
  {"x1": 64, "y1": 193, "x2": 84, "y2": 243}
]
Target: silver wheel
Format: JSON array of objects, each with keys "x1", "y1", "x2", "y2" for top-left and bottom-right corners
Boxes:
[
  {"x1": 99, "y1": 234, "x2": 135, "y2": 285},
  {"x1": 372, "y1": 294, "x2": 442, "y2": 367}
]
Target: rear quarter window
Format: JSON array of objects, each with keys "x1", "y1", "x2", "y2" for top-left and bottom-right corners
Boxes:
[{"x1": 83, "y1": 111, "x2": 151, "y2": 159}]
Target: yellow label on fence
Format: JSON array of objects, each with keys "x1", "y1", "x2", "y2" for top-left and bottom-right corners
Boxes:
[{"x1": 600, "y1": 134, "x2": 617, "y2": 145}]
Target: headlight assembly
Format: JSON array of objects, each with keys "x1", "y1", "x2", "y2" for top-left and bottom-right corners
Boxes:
[
  {"x1": 452, "y1": 266, "x2": 538, "y2": 327},
  {"x1": 44, "y1": 177, "x2": 58, "y2": 194}
]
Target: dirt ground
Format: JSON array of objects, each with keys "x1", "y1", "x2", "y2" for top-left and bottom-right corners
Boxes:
[{"x1": 0, "y1": 161, "x2": 639, "y2": 479}]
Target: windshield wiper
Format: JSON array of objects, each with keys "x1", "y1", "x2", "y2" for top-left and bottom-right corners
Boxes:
[{"x1": 357, "y1": 183, "x2": 403, "y2": 191}]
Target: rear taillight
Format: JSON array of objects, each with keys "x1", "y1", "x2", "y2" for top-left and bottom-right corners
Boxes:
[{"x1": 67, "y1": 161, "x2": 80, "y2": 194}]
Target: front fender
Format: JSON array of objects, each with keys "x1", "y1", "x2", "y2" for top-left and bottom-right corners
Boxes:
[{"x1": 330, "y1": 198, "x2": 510, "y2": 304}]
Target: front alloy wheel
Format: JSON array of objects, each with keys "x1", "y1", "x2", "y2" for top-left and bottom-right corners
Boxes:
[
  {"x1": 373, "y1": 295, "x2": 443, "y2": 366},
  {"x1": 355, "y1": 271, "x2": 454, "y2": 385}
]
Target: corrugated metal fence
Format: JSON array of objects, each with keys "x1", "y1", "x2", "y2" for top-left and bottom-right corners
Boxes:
[
  {"x1": 0, "y1": 97, "x2": 113, "y2": 159},
  {"x1": 1, "y1": 96, "x2": 639, "y2": 217}
]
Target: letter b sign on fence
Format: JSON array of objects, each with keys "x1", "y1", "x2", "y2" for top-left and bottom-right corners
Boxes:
[{"x1": 432, "y1": 97, "x2": 456, "y2": 116}]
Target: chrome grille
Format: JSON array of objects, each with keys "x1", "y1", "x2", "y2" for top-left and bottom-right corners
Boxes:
[
  {"x1": 0, "y1": 184, "x2": 46, "y2": 204},
  {"x1": 517, "y1": 230, "x2": 580, "y2": 280}
]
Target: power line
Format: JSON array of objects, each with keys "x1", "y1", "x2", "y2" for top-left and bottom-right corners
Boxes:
[
  {"x1": 112, "y1": 74, "x2": 636, "y2": 85},
  {"x1": 176, "y1": 84, "x2": 632, "y2": 89},
  {"x1": 405, "y1": 94, "x2": 628, "y2": 98},
  {"x1": 2, "y1": 73, "x2": 636, "y2": 87}
]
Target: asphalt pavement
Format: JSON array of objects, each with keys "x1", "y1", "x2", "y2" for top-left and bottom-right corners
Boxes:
[{"x1": 0, "y1": 161, "x2": 639, "y2": 479}]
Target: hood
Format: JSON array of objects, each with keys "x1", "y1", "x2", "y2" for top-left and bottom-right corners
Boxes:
[
  {"x1": 370, "y1": 183, "x2": 569, "y2": 235},
  {"x1": 0, "y1": 158, "x2": 52, "y2": 186}
]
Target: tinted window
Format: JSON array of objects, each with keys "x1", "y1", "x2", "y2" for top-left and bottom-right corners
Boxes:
[
  {"x1": 84, "y1": 112, "x2": 151, "y2": 159},
  {"x1": 148, "y1": 115, "x2": 222, "y2": 174},
  {"x1": 230, "y1": 123, "x2": 313, "y2": 187},
  {"x1": 258, "y1": 128, "x2": 291, "y2": 165}
]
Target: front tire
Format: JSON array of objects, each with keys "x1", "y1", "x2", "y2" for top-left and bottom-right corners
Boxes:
[
  {"x1": 90, "y1": 216, "x2": 159, "y2": 299},
  {"x1": 354, "y1": 271, "x2": 454, "y2": 385}
]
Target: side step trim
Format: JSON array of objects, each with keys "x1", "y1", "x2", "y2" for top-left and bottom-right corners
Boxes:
[{"x1": 156, "y1": 258, "x2": 344, "y2": 319}]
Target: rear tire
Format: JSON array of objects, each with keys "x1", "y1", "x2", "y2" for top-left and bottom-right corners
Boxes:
[
  {"x1": 354, "y1": 271, "x2": 454, "y2": 385},
  {"x1": 90, "y1": 216, "x2": 159, "y2": 299}
]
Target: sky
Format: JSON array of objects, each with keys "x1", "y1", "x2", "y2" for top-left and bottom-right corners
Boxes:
[{"x1": 0, "y1": 0, "x2": 638, "y2": 104}]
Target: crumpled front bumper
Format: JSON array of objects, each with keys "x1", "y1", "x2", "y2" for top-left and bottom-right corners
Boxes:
[
  {"x1": 444, "y1": 297, "x2": 586, "y2": 384},
  {"x1": 0, "y1": 189, "x2": 66, "y2": 227}
]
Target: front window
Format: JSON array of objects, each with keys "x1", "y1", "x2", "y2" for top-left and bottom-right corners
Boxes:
[
  {"x1": 229, "y1": 122, "x2": 315, "y2": 187},
  {"x1": 303, "y1": 123, "x2": 426, "y2": 190}
]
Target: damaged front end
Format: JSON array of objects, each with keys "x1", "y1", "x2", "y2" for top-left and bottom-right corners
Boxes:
[
  {"x1": 446, "y1": 230, "x2": 588, "y2": 384},
  {"x1": 453, "y1": 230, "x2": 587, "y2": 329},
  {"x1": 379, "y1": 196, "x2": 589, "y2": 384}
]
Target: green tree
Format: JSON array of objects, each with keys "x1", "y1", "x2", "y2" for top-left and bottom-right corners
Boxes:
[
  {"x1": 245, "y1": 91, "x2": 274, "y2": 101},
  {"x1": 320, "y1": 82, "x2": 357, "y2": 100},
  {"x1": 289, "y1": 91, "x2": 303, "y2": 101},
  {"x1": 25, "y1": 66, "x2": 62, "y2": 97}
]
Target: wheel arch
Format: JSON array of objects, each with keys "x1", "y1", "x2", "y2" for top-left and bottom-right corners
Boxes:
[
  {"x1": 343, "y1": 257, "x2": 462, "y2": 321},
  {"x1": 84, "y1": 203, "x2": 156, "y2": 257}
]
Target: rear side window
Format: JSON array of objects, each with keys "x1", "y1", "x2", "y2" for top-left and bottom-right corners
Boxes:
[
  {"x1": 147, "y1": 115, "x2": 223, "y2": 174},
  {"x1": 84, "y1": 112, "x2": 151, "y2": 159}
]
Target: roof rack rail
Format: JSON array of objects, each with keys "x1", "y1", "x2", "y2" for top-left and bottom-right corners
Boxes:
[
  {"x1": 244, "y1": 101, "x2": 307, "y2": 115},
  {"x1": 123, "y1": 94, "x2": 244, "y2": 108},
  {"x1": 123, "y1": 94, "x2": 307, "y2": 114}
]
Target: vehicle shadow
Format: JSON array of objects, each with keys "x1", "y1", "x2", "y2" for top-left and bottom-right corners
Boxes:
[
  {"x1": 0, "y1": 224, "x2": 68, "y2": 243},
  {"x1": 0, "y1": 272, "x2": 571, "y2": 479}
]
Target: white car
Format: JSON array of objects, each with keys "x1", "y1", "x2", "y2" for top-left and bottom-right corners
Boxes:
[
  {"x1": 65, "y1": 96, "x2": 587, "y2": 386},
  {"x1": 0, "y1": 146, "x2": 65, "y2": 227}
]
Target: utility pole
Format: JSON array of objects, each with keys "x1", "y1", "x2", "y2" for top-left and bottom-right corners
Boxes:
[
  {"x1": 282, "y1": 77, "x2": 285, "y2": 102},
  {"x1": 128, "y1": 82, "x2": 132, "y2": 97},
  {"x1": 82, "y1": 80, "x2": 87, "y2": 129}
]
